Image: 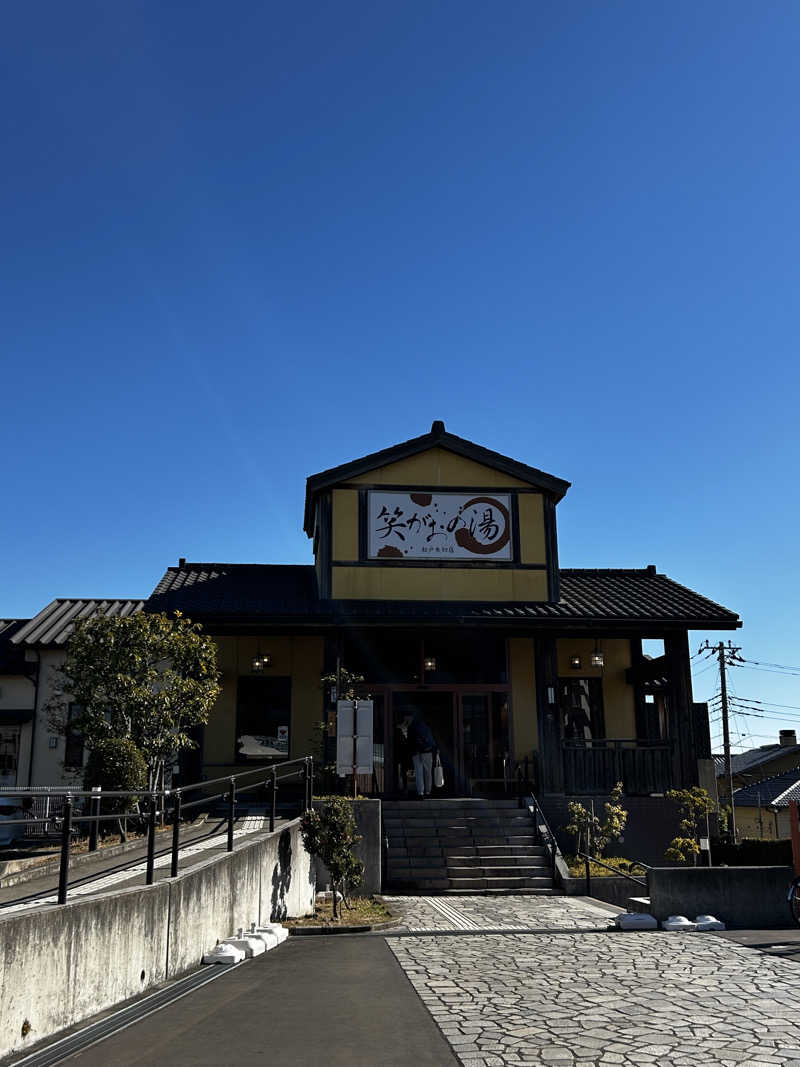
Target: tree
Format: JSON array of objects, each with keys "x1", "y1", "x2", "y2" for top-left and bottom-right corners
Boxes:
[
  {"x1": 300, "y1": 797, "x2": 364, "y2": 917},
  {"x1": 48, "y1": 611, "x2": 220, "y2": 791},
  {"x1": 83, "y1": 739, "x2": 147, "y2": 840},
  {"x1": 565, "y1": 782, "x2": 628, "y2": 857},
  {"x1": 664, "y1": 787, "x2": 716, "y2": 864}
]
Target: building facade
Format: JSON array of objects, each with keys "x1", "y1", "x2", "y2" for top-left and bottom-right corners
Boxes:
[{"x1": 145, "y1": 421, "x2": 740, "y2": 810}]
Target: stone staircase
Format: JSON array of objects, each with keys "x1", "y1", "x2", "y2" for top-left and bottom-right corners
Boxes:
[{"x1": 383, "y1": 798, "x2": 555, "y2": 893}]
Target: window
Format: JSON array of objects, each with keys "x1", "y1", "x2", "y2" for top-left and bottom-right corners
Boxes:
[
  {"x1": 637, "y1": 692, "x2": 668, "y2": 741},
  {"x1": 559, "y1": 678, "x2": 605, "y2": 741},
  {"x1": 235, "y1": 676, "x2": 291, "y2": 762},
  {"x1": 65, "y1": 704, "x2": 85, "y2": 770}
]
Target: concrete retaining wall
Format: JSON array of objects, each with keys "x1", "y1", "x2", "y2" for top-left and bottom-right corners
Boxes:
[
  {"x1": 312, "y1": 798, "x2": 382, "y2": 896},
  {"x1": 561, "y1": 876, "x2": 642, "y2": 909},
  {"x1": 0, "y1": 819, "x2": 314, "y2": 1061},
  {"x1": 648, "y1": 865, "x2": 794, "y2": 928}
]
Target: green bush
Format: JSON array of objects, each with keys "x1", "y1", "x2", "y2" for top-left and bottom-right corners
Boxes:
[
  {"x1": 300, "y1": 797, "x2": 364, "y2": 917},
  {"x1": 83, "y1": 738, "x2": 147, "y2": 815}
]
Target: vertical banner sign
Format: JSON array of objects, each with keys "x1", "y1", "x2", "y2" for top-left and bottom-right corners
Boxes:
[{"x1": 336, "y1": 700, "x2": 373, "y2": 776}]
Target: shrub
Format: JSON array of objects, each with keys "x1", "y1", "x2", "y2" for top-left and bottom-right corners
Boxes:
[
  {"x1": 300, "y1": 797, "x2": 364, "y2": 917},
  {"x1": 83, "y1": 738, "x2": 147, "y2": 822},
  {"x1": 565, "y1": 782, "x2": 628, "y2": 857}
]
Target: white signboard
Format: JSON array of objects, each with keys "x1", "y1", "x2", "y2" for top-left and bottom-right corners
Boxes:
[
  {"x1": 336, "y1": 700, "x2": 373, "y2": 776},
  {"x1": 367, "y1": 491, "x2": 512, "y2": 560}
]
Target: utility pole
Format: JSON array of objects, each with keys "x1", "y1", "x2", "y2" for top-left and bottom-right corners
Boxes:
[{"x1": 698, "y1": 639, "x2": 742, "y2": 843}]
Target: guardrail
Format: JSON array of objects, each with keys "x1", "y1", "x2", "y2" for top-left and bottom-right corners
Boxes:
[
  {"x1": 575, "y1": 850, "x2": 650, "y2": 896},
  {"x1": 527, "y1": 793, "x2": 562, "y2": 884},
  {"x1": 0, "y1": 757, "x2": 314, "y2": 905}
]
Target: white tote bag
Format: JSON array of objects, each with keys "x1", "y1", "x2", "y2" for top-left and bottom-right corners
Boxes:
[{"x1": 433, "y1": 752, "x2": 444, "y2": 789}]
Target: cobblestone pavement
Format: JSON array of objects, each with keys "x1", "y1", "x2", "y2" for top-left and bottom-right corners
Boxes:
[
  {"x1": 385, "y1": 897, "x2": 800, "y2": 1066},
  {"x1": 383, "y1": 893, "x2": 616, "y2": 932}
]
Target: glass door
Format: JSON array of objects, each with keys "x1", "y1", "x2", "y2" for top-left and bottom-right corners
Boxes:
[{"x1": 459, "y1": 693, "x2": 511, "y2": 795}]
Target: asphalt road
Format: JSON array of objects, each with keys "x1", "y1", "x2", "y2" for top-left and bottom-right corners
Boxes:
[{"x1": 62, "y1": 936, "x2": 458, "y2": 1067}]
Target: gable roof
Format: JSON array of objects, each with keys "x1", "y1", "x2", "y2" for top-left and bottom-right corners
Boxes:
[
  {"x1": 714, "y1": 741, "x2": 800, "y2": 778},
  {"x1": 733, "y1": 767, "x2": 800, "y2": 808},
  {"x1": 146, "y1": 562, "x2": 739, "y2": 630},
  {"x1": 11, "y1": 599, "x2": 145, "y2": 648},
  {"x1": 303, "y1": 420, "x2": 571, "y2": 535}
]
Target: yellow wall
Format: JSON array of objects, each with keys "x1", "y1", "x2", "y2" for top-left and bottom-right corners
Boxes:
[
  {"x1": 328, "y1": 447, "x2": 549, "y2": 601},
  {"x1": 556, "y1": 639, "x2": 636, "y2": 738},
  {"x1": 349, "y1": 447, "x2": 531, "y2": 488},
  {"x1": 735, "y1": 806, "x2": 784, "y2": 840},
  {"x1": 332, "y1": 489, "x2": 359, "y2": 560},
  {"x1": 509, "y1": 638, "x2": 538, "y2": 757},
  {"x1": 203, "y1": 635, "x2": 324, "y2": 769},
  {"x1": 331, "y1": 565, "x2": 547, "y2": 601}
]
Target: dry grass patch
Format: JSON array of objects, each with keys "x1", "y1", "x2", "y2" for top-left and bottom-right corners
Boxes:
[{"x1": 286, "y1": 896, "x2": 392, "y2": 928}]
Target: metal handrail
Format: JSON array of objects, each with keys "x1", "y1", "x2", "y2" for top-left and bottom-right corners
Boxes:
[
  {"x1": 527, "y1": 793, "x2": 563, "y2": 882},
  {"x1": 0, "y1": 755, "x2": 315, "y2": 906},
  {"x1": 576, "y1": 850, "x2": 648, "y2": 886}
]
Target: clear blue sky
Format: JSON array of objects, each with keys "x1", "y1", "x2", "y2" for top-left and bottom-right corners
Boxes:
[{"x1": 2, "y1": 2, "x2": 799, "y2": 752}]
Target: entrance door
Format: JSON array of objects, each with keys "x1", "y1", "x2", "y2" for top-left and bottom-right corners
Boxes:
[
  {"x1": 459, "y1": 693, "x2": 511, "y2": 795},
  {"x1": 391, "y1": 692, "x2": 456, "y2": 796}
]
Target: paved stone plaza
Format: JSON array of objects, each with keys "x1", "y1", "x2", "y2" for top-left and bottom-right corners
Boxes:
[{"x1": 385, "y1": 895, "x2": 800, "y2": 1066}]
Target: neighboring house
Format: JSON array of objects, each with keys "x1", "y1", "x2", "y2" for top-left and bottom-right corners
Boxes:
[
  {"x1": 715, "y1": 730, "x2": 800, "y2": 791},
  {"x1": 732, "y1": 767, "x2": 800, "y2": 839},
  {"x1": 0, "y1": 620, "x2": 34, "y2": 788},
  {"x1": 0, "y1": 600, "x2": 144, "y2": 788}
]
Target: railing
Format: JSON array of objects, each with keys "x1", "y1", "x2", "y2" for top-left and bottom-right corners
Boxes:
[
  {"x1": 527, "y1": 793, "x2": 562, "y2": 884},
  {"x1": 562, "y1": 739, "x2": 673, "y2": 795},
  {"x1": 0, "y1": 786, "x2": 66, "y2": 837},
  {"x1": 0, "y1": 756, "x2": 314, "y2": 905},
  {"x1": 575, "y1": 850, "x2": 650, "y2": 897}
]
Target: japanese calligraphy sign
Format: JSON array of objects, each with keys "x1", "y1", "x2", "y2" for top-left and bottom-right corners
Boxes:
[{"x1": 367, "y1": 491, "x2": 513, "y2": 560}]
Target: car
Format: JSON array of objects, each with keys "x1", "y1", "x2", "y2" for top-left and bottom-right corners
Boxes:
[{"x1": 0, "y1": 799, "x2": 25, "y2": 847}]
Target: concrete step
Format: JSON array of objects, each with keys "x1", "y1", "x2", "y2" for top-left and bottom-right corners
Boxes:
[
  {"x1": 444, "y1": 855, "x2": 550, "y2": 869},
  {"x1": 388, "y1": 866, "x2": 447, "y2": 879},
  {"x1": 383, "y1": 799, "x2": 521, "y2": 811},
  {"x1": 447, "y1": 864, "x2": 548, "y2": 877},
  {"x1": 386, "y1": 815, "x2": 535, "y2": 823},
  {"x1": 396, "y1": 832, "x2": 537, "y2": 844},
  {"x1": 448, "y1": 875, "x2": 554, "y2": 890},
  {"x1": 628, "y1": 896, "x2": 651, "y2": 913},
  {"x1": 440, "y1": 887, "x2": 557, "y2": 897}
]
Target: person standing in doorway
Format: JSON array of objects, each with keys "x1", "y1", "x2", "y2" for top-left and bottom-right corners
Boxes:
[
  {"x1": 396, "y1": 715, "x2": 415, "y2": 793},
  {"x1": 410, "y1": 714, "x2": 436, "y2": 798}
]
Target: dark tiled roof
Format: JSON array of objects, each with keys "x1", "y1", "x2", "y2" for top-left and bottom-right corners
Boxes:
[
  {"x1": 146, "y1": 562, "x2": 740, "y2": 629},
  {"x1": 303, "y1": 420, "x2": 572, "y2": 534},
  {"x1": 714, "y1": 742, "x2": 800, "y2": 778},
  {"x1": 148, "y1": 565, "x2": 319, "y2": 618},
  {"x1": 0, "y1": 620, "x2": 29, "y2": 672},
  {"x1": 11, "y1": 599, "x2": 145, "y2": 647},
  {"x1": 733, "y1": 768, "x2": 800, "y2": 808}
]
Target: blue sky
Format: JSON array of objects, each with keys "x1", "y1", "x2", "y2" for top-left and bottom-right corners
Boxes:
[{"x1": 2, "y1": 2, "x2": 799, "y2": 752}]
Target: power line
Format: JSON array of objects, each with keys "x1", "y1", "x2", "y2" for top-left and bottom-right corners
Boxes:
[
  {"x1": 731, "y1": 664, "x2": 800, "y2": 679},
  {"x1": 730, "y1": 696, "x2": 800, "y2": 713},
  {"x1": 738, "y1": 657, "x2": 800, "y2": 673}
]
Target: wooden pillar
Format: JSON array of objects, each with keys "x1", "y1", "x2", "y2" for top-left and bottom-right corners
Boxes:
[
  {"x1": 664, "y1": 630, "x2": 698, "y2": 788},
  {"x1": 535, "y1": 636, "x2": 563, "y2": 794}
]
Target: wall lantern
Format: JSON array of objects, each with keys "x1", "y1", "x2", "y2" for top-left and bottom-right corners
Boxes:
[
  {"x1": 423, "y1": 656, "x2": 437, "y2": 672},
  {"x1": 590, "y1": 640, "x2": 604, "y2": 669},
  {"x1": 251, "y1": 653, "x2": 272, "y2": 672},
  {"x1": 569, "y1": 655, "x2": 582, "y2": 670}
]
